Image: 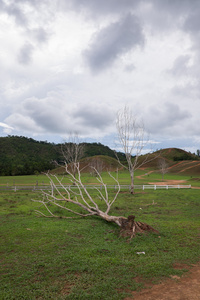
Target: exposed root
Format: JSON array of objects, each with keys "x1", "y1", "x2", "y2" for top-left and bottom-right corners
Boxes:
[{"x1": 119, "y1": 215, "x2": 159, "y2": 239}]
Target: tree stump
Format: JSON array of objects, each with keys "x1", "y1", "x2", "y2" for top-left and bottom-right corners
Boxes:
[{"x1": 119, "y1": 215, "x2": 159, "y2": 239}]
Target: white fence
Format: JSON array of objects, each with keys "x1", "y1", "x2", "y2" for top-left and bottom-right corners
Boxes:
[
  {"x1": 0, "y1": 184, "x2": 191, "y2": 192},
  {"x1": 134, "y1": 184, "x2": 191, "y2": 190}
]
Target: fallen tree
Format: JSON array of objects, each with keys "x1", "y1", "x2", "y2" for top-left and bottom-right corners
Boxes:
[{"x1": 33, "y1": 162, "x2": 158, "y2": 239}]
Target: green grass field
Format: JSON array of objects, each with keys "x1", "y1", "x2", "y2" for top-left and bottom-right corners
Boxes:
[
  {"x1": 0, "y1": 168, "x2": 199, "y2": 187},
  {"x1": 1, "y1": 170, "x2": 200, "y2": 300}
]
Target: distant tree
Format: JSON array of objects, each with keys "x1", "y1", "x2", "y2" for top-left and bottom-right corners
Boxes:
[
  {"x1": 158, "y1": 158, "x2": 168, "y2": 181},
  {"x1": 61, "y1": 133, "x2": 85, "y2": 179},
  {"x1": 89, "y1": 157, "x2": 105, "y2": 176},
  {"x1": 197, "y1": 149, "x2": 200, "y2": 157},
  {"x1": 116, "y1": 106, "x2": 156, "y2": 194}
]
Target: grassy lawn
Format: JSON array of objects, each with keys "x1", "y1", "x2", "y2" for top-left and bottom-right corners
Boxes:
[
  {"x1": 1, "y1": 185, "x2": 200, "y2": 299},
  {"x1": 0, "y1": 175, "x2": 51, "y2": 186}
]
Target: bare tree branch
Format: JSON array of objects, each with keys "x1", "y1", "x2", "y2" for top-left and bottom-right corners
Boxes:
[
  {"x1": 158, "y1": 158, "x2": 168, "y2": 181},
  {"x1": 60, "y1": 133, "x2": 85, "y2": 180},
  {"x1": 32, "y1": 162, "x2": 124, "y2": 226},
  {"x1": 116, "y1": 106, "x2": 159, "y2": 194},
  {"x1": 33, "y1": 132, "x2": 159, "y2": 238}
]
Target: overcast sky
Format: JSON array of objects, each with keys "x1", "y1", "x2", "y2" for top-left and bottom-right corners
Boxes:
[{"x1": 0, "y1": 0, "x2": 200, "y2": 153}]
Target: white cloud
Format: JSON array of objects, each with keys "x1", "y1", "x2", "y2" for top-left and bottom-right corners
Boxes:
[
  {"x1": 0, "y1": 122, "x2": 14, "y2": 134},
  {"x1": 0, "y1": 122, "x2": 13, "y2": 129}
]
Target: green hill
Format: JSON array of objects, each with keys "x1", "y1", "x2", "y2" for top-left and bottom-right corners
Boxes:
[
  {"x1": 158, "y1": 148, "x2": 199, "y2": 161},
  {"x1": 0, "y1": 136, "x2": 60, "y2": 176},
  {"x1": 140, "y1": 148, "x2": 200, "y2": 175},
  {"x1": 52, "y1": 155, "x2": 122, "y2": 175},
  {"x1": 0, "y1": 136, "x2": 124, "y2": 176},
  {"x1": 0, "y1": 136, "x2": 199, "y2": 176}
]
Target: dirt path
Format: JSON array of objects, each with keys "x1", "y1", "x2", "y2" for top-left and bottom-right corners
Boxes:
[
  {"x1": 179, "y1": 162, "x2": 200, "y2": 173},
  {"x1": 148, "y1": 179, "x2": 187, "y2": 185},
  {"x1": 125, "y1": 262, "x2": 200, "y2": 300},
  {"x1": 136, "y1": 171, "x2": 154, "y2": 180},
  {"x1": 167, "y1": 161, "x2": 185, "y2": 170}
]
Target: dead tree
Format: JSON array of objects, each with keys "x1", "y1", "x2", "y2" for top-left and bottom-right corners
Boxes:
[
  {"x1": 33, "y1": 162, "x2": 158, "y2": 239},
  {"x1": 158, "y1": 158, "x2": 168, "y2": 181},
  {"x1": 89, "y1": 157, "x2": 105, "y2": 176},
  {"x1": 116, "y1": 106, "x2": 158, "y2": 194},
  {"x1": 61, "y1": 133, "x2": 85, "y2": 180}
]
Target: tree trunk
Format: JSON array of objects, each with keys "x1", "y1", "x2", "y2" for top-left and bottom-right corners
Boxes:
[
  {"x1": 119, "y1": 215, "x2": 159, "y2": 239},
  {"x1": 130, "y1": 170, "x2": 134, "y2": 194},
  {"x1": 97, "y1": 213, "x2": 159, "y2": 239}
]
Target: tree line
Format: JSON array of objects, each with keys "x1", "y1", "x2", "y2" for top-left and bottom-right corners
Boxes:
[{"x1": 0, "y1": 136, "x2": 125, "y2": 176}]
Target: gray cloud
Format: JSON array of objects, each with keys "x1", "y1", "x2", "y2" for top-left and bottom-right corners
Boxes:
[
  {"x1": 68, "y1": 0, "x2": 136, "y2": 16},
  {"x1": 183, "y1": 12, "x2": 200, "y2": 33},
  {"x1": 84, "y1": 13, "x2": 144, "y2": 71},
  {"x1": 29, "y1": 27, "x2": 49, "y2": 44},
  {"x1": 0, "y1": 1, "x2": 28, "y2": 26},
  {"x1": 5, "y1": 113, "x2": 39, "y2": 133},
  {"x1": 167, "y1": 55, "x2": 191, "y2": 77},
  {"x1": 145, "y1": 102, "x2": 191, "y2": 135},
  {"x1": 151, "y1": 0, "x2": 200, "y2": 17},
  {"x1": 171, "y1": 83, "x2": 200, "y2": 99},
  {"x1": 22, "y1": 97, "x2": 69, "y2": 133},
  {"x1": 182, "y1": 10, "x2": 200, "y2": 50},
  {"x1": 0, "y1": 0, "x2": 5, "y2": 11},
  {"x1": 73, "y1": 104, "x2": 113, "y2": 129},
  {"x1": 5, "y1": 96, "x2": 114, "y2": 136},
  {"x1": 124, "y1": 64, "x2": 136, "y2": 72},
  {"x1": 0, "y1": 1, "x2": 51, "y2": 47},
  {"x1": 17, "y1": 42, "x2": 34, "y2": 65},
  {"x1": 1, "y1": 0, "x2": 200, "y2": 151},
  {"x1": 135, "y1": 0, "x2": 200, "y2": 35}
]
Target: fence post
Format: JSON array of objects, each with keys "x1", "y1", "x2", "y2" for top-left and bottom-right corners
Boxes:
[
  {"x1": 143, "y1": 185, "x2": 144, "y2": 190},
  {"x1": 154, "y1": 185, "x2": 156, "y2": 190}
]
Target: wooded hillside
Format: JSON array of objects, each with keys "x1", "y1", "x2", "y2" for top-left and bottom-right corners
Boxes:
[
  {"x1": 0, "y1": 136, "x2": 125, "y2": 176},
  {"x1": 0, "y1": 136, "x2": 199, "y2": 176}
]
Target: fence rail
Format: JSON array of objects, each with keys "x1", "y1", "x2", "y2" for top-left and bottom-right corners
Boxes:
[{"x1": 0, "y1": 184, "x2": 191, "y2": 192}]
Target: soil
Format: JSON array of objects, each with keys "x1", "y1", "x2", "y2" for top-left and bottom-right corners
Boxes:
[{"x1": 124, "y1": 262, "x2": 200, "y2": 300}]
